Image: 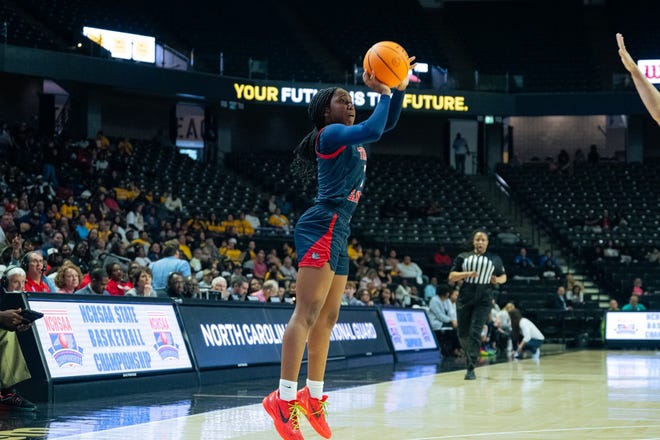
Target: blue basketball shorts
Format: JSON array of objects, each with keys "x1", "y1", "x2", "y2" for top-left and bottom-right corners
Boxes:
[{"x1": 295, "y1": 204, "x2": 350, "y2": 276}]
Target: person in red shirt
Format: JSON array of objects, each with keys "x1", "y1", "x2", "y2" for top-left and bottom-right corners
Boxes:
[
  {"x1": 433, "y1": 246, "x2": 452, "y2": 267},
  {"x1": 22, "y1": 251, "x2": 50, "y2": 293},
  {"x1": 104, "y1": 262, "x2": 132, "y2": 296}
]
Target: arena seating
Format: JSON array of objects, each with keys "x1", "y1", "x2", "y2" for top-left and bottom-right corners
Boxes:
[
  {"x1": 226, "y1": 150, "x2": 512, "y2": 247},
  {"x1": 496, "y1": 161, "x2": 660, "y2": 306},
  {"x1": 128, "y1": 142, "x2": 263, "y2": 219}
]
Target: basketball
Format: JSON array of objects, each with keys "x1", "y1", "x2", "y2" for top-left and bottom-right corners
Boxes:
[{"x1": 362, "y1": 41, "x2": 410, "y2": 88}]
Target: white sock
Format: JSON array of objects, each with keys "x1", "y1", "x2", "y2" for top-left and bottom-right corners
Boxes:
[
  {"x1": 279, "y1": 379, "x2": 298, "y2": 402},
  {"x1": 307, "y1": 379, "x2": 324, "y2": 399}
]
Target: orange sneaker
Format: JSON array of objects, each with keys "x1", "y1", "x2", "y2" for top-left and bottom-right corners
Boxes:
[
  {"x1": 297, "y1": 386, "x2": 331, "y2": 439},
  {"x1": 263, "y1": 390, "x2": 305, "y2": 440}
]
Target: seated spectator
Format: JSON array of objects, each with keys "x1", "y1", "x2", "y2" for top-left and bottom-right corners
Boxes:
[
  {"x1": 566, "y1": 284, "x2": 585, "y2": 307},
  {"x1": 347, "y1": 237, "x2": 363, "y2": 262},
  {"x1": 375, "y1": 287, "x2": 399, "y2": 307},
  {"x1": 209, "y1": 275, "x2": 230, "y2": 301},
  {"x1": 165, "y1": 271, "x2": 186, "y2": 298},
  {"x1": 424, "y1": 276, "x2": 438, "y2": 302},
  {"x1": 565, "y1": 274, "x2": 584, "y2": 295},
  {"x1": 278, "y1": 256, "x2": 297, "y2": 282},
  {"x1": 376, "y1": 262, "x2": 392, "y2": 286},
  {"x1": 59, "y1": 195, "x2": 79, "y2": 220},
  {"x1": 552, "y1": 286, "x2": 572, "y2": 311},
  {"x1": 264, "y1": 263, "x2": 285, "y2": 284},
  {"x1": 608, "y1": 299, "x2": 619, "y2": 311},
  {"x1": 540, "y1": 257, "x2": 561, "y2": 280},
  {"x1": 250, "y1": 279, "x2": 279, "y2": 302},
  {"x1": 385, "y1": 249, "x2": 400, "y2": 275},
  {"x1": 631, "y1": 277, "x2": 647, "y2": 296},
  {"x1": 105, "y1": 262, "x2": 133, "y2": 296},
  {"x1": 267, "y1": 208, "x2": 290, "y2": 233},
  {"x1": 427, "y1": 284, "x2": 455, "y2": 331},
  {"x1": 359, "y1": 268, "x2": 383, "y2": 292},
  {"x1": 511, "y1": 247, "x2": 539, "y2": 280},
  {"x1": 22, "y1": 251, "x2": 53, "y2": 293},
  {"x1": 622, "y1": 295, "x2": 646, "y2": 311},
  {"x1": 164, "y1": 192, "x2": 184, "y2": 213},
  {"x1": 235, "y1": 212, "x2": 255, "y2": 237},
  {"x1": 247, "y1": 278, "x2": 262, "y2": 297},
  {"x1": 396, "y1": 255, "x2": 425, "y2": 286},
  {"x1": 54, "y1": 262, "x2": 83, "y2": 294},
  {"x1": 1, "y1": 266, "x2": 26, "y2": 294},
  {"x1": 513, "y1": 247, "x2": 535, "y2": 267},
  {"x1": 539, "y1": 250, "x2": 558, "y2": 269},
  {"x1": 125, "y1": 267, "x2": 156, "y2": 297},
  {"x1": 134, "y1": 245, "x2": 152, "y2": 267},
  {"x1": 432, "y1": 246, "x2": 452, "y2": 267},
  {"x1": 74, "y1": 267, "x2": 109, "y2": 295},
  {"x1": 183, "y1": 277, "x2": 202, "y2": 299},
  {"x1": 251, "y1": 249, "x2": 268, "y2": 280},
  {"x1": 357, "y1": 288, "x2": 374, "y2": 306},
  {"x1": 221, "y1": 238, "x2": 243, "y2": 266},
  {"x1": 341, "y1": 281, "x2": 362, "y2": 306},
  {"x1": 229, "y1": 277, "x2": 249, "y2": 301},
  {"x1": 244, "y1": 210, "x2": 261, "y2": 231},
  {"x1": 395, "y1": 279, "x2": 425, "y2": 307}
]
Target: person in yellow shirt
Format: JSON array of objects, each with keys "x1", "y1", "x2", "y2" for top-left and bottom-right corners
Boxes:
[
  {"x1": 206, "y1": 212, "x2": 224, "y2": 235},
  {"x1": 96, "y1": 130, "x2": 110, "y2": 149},
  {"x1": 177, "y1": 233, "x2": 192, "y2": 261},
  {"x1": 84, "y1": 213, "x2": 99, "y2": 233},
  {"x1": 234, "y1": 212, "x2": 255, "y2": 237},
  {"x1": 59, "y1": 196, "x2": 79, "y2": 220},
  {"x1": 245, "y1": 240, "x2": 257, "y2": 262},
  {"x1": 131, "y1": 231, "x2": 152, "y2": 253},
  {"x1": 220, "y1": 214, "x2": 237, "y2": 234},
  {"x1": 221, "y1": 238, "x2": 244, "y2": 266},
  {"x1": 97, "y1": 220, "x2": 112, "y2": 242},
  {"x1": 186, "y1": 213, "x2": 207, "y2": 233},
  {"x1": 117, "y1": 137, "x2": 133, "y2": 156},
  {"x1": 114, "y1": 181, "x2": 141, "y2": 204},
  {"x1": 347, "y1": 237, "x2": 363, "y2": 261},
  {"x1": 267, "y1": 208, "x2": 290, "y2": 233}
]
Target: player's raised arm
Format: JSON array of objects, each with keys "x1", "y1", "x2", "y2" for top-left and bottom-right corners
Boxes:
[{"x1": 617, "y1": 33, "x2": 660, "y2": 126}]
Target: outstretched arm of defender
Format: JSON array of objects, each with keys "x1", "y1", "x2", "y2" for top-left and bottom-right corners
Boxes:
[{"x1": 617, "y1": 33, "x2": 660, "y2": 126}]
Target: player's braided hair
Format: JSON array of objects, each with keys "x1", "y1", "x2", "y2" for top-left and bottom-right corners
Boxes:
[{"x1": 291, "y1": 87, "x2": 338, "y2": 184}]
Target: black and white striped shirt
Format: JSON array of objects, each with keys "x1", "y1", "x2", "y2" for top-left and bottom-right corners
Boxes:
[{"x1": 451, "y1": 251, "x2": 505, "y2": 285}]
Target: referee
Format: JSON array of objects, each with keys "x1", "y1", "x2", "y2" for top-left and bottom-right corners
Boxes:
[{"x1": 449, "y1": 230, "x2": 506, "y2": 380}]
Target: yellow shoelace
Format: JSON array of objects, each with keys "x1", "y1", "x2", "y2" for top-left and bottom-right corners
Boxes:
[
  {"x1": 311, "y1": 398, "x2": 329, "y2": 417},
  {"x1": 288, "y1": 401, "x2": 305, "y2": 431}
]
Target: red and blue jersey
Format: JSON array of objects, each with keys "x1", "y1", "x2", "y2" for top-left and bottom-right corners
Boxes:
[{"x1": 314, "y1": 90, "x2": 404, "y2": 218}]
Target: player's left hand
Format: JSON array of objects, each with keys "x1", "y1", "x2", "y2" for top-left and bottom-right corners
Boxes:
[{"x1": 617, "y1": 33, "x2": 637, "y2": 74}]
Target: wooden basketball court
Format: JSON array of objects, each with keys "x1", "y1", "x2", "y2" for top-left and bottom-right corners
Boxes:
[{"x1": 31, "y1": 350, "x2": 660, "y2": 440}]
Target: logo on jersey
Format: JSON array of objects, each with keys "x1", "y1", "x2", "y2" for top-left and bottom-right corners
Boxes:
[
  {"x1": 357, "y1": 146, "x2": 367, "y2": 161},
  {"x1": 311, "y1": 253, "x2": 320, "y2": 260}
]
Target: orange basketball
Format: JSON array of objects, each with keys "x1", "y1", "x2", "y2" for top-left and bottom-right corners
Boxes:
[{"x1": 362, "y1": 41, "x2": 410, "y2": 88}]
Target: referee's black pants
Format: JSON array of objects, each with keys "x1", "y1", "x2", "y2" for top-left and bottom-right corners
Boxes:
[{"x1": 456, "y1": 284, "x2": 492, "y2": 370}]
